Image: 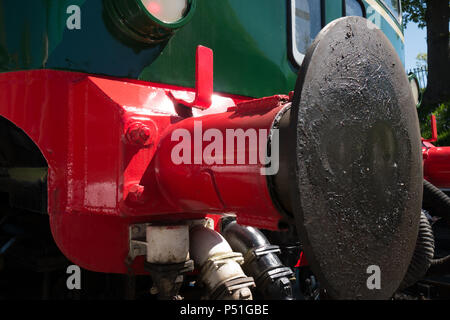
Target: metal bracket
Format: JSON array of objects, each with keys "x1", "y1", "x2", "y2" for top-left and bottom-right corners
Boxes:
[
  {"x1": 169, "y1": 45, "x2": 213, "y2": 110},
  {"x1": 128, "y1": 218, "x2": 215, "y2": 260},
  {"x1": 129, "y1": 223, "x2": 149, "y2": 260},
  {"x1": 422, "y1": 114, "x2": 438, "y2": 143}
]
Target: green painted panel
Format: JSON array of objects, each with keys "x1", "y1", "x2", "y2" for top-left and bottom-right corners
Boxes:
[
  {"x1": 0, "y1": 0, "x2": 405, "y2": 98},
  {"x1": 0, "y1": 0, "x2": 86, "y2": 71},
  {"x1": 0, "y1": 0, "x2": 165, "y2": 76},
  {"x1": 324, "y1": 0, "x2": 343, "y2": 23},
  {"x1": 139, "y1": 0, "x2": 297, "y2": 98}
]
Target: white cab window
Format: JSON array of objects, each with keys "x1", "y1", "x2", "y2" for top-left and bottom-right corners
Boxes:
[
  {"x1": 346, "y1": 0, "x2": 364, "y2": 17},
  {"x1": 290, "y1": 0, "x2": 322, "y2": 66}
]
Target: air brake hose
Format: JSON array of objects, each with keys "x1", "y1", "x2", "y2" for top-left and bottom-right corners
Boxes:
[
  {"x1": 222, "y1": 221, "x2": 294, "y2": 300},
  {"x1": 399, "y1": 211, "x2": 435, "y2": 289},
  {"x1": 427, "y1": 253, "x2": 450, "y2": 276},
  {"x1": 422, "y1": 179, "x2": 450, "y2": 221},
  {"x1": 420, "y1": 179, "x2": 450, "y2": 276}
]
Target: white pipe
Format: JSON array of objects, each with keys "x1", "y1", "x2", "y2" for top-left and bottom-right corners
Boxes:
[{"x1": 189, "y1": 225, "x2": 254, "y2": 300}]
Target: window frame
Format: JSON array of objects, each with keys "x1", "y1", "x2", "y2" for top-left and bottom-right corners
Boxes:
[
  {"x1": 342, "y1": 0, "x2": 366, "y2": 18},
  {"x1": 380, "y1": 0, "x2": 402, "y2": 23},
  {"x1": 287, "y1": 0, "x2": 324, "y2": 68}
]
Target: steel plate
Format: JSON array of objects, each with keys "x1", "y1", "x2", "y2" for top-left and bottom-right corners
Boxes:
[{"x1": 288, "y1": 17, "x2": 423, "y2": 299}]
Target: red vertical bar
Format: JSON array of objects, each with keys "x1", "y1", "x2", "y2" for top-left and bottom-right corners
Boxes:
[{"x1": 195, "y1": 45, "x2": 214, "y2": 109}]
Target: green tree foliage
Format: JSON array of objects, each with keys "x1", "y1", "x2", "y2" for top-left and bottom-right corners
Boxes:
[
  {"x1": 401, "y1": 0, "x2": 427, "y2": 28},
  {"x1": 403, "y1": 0, "x2": 450, "y2": 145},
  {"x1": 415, "y1": 53, "x2": 427, "y2": 68},
  {"x1": 421, "y1": 102, "x2": 450, "y2": 146},
  {"x1": 415, "y1": 53, "x2": 450, "y2": 146}
]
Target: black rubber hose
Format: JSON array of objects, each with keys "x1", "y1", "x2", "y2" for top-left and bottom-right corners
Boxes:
[
  {"x1": 427, "y1": 255, "x2": 450, "y2": 276},
  {"x1": 222, "y1": 221, "x2": 294, "y2": 300},
  {"x1": 432, "y1": 255, "x2": 450, "y2": 265},
  {"x1": 422, "y1": 179, "x2": 450, "y2": 220},
  {"x1": 399, "y1": 211, "x2": 435, "y2": 289}
]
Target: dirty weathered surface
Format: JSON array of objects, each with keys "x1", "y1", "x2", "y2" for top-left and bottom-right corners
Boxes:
[{"x1": 288, "y1": 17, "x2": 423, "y2": 299}]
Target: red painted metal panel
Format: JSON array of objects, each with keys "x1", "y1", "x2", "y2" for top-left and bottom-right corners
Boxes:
[
  {"x1": 424, "y1": 146, "x2": 450, "y2": 189},
  {"x1": 0, "y1": 70, "x2": 285, "y2": 274},
  {"x1": 149, "y1": 97, "x2": 288, "y2": 230}
]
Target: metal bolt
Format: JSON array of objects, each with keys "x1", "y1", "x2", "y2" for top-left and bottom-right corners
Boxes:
[
  {"x1": 126, "y1": 122, "x2": 151, "y2": 146},
  {"x1": 132, "y1": 226, "x2": 140, "y2": 236}
]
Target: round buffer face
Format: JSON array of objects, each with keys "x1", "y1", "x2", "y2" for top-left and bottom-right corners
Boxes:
[{"x1": 289, "y1": 16, "x2": 423, "y2": 299}]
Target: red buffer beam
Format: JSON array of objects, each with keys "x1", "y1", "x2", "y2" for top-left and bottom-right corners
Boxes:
[{"x1": 0, "y1": 70, "x2": 289, "y2": 274}]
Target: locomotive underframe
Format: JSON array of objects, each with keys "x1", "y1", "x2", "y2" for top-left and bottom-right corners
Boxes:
[{"x1": 0, "y1": 69, "x2": 291, "y2": 275}]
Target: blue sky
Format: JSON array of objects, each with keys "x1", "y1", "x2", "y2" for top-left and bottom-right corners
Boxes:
[{"x1": 404, "y1": 21, "x2": 427, "y2": 71}]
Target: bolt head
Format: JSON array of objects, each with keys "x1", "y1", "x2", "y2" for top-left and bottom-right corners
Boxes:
[
  {"x1": 132, "y1": 226, "x2": 140, "y2": 235},
  {"x1": 126, "y1": 122, "x2": 151, "y2": 146}
]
